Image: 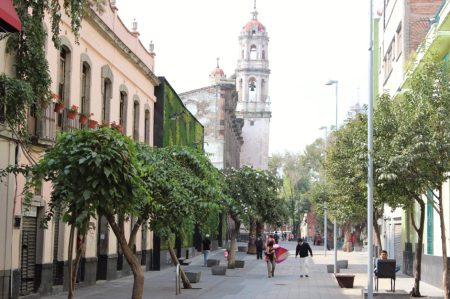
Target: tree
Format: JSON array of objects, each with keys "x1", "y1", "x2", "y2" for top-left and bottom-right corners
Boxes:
[
  {"x1": 135, "y1": 144, "x2": 224, "y2": 289},
  {"x1": 21, "y1": 128, "x2": 148, "y2": 299},
  {"x1": 380, "y1": 60, "x2": 450, "y2": 297},
  {"x1": 223, "y1": 166, "x2": 283, "y2": 268}
]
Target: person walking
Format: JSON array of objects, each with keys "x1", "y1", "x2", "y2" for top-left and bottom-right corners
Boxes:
[
  {"x1": 265, "y1": 240, "x2": 276, "y2": 278},
  {"x1": 295, "y1": 238, "x2": 313, "y2": 278},
  {"x1": 202, "y1": 234, "x2": 211, "y2": 266},
  {"x1": 255, "y1": 234, "x2": 264, "y2": 260}
]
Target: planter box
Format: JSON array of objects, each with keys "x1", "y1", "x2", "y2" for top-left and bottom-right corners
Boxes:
[
  {"x1": 327, "y1": 264, "x2": 340, "y2": 273},
  {"x1": 335, "y1": 274, "x2": 354, "y2": 288},
  {"x1": 235, "y1": 260, "x2": 245, "y2": 268},
  {"x1": 207, "y1": 259, "x2": 220, "y2": 267},
  {"x1": 211, "y1": 265, "x2": 227, "y2": 275},
  {"x1": 337, "y1": 260, "x2": 348, "y2": 269},
  {"x1": 237, "y1": 246, "x2": 248, "y2": 252},
  {"x1": 185, "y1": 271, "x2": 201, "y2": 283}
]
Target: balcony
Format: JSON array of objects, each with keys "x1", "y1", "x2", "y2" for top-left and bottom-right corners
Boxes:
[{"x1": 28, "y1": 103, "x2": 88, "y2": 146}]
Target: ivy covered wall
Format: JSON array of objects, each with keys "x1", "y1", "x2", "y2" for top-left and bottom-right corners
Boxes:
[{"x1": 154, "y1": 77, "x2": 204, "y2": 150}]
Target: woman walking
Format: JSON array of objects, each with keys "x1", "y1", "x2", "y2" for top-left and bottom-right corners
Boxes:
[{"x1": 265, "y1": 240, "x2": 276, "y2": 278}]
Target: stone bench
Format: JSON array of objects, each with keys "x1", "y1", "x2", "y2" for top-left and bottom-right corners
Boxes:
[
  {"x1": 337, "y1": 260, "x2": 348, "y2": 269},
  {"x1": 185, "y1": 271, "x2": 201, "y2": 283},
  {"x1": 207, "y1": 259, "x2": 220, "y2": 267},
  {"x1": 235, "y1": 260, "x2": 245, "y2": 268},
  {"x1": 211, "y1": 265, "x2": 227, "y2": 275},
  {"x1": 178, "y1": 258, "x2": 191, "y2": 266},
  {"x1": 327, "y1": 264, "x2": 340, "y2": 273},
  {"x1": 335, "y1": 274, "x2": 354, "y2": 288}
]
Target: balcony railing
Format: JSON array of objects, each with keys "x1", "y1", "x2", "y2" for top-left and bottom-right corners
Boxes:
[{"x1": 28, "y1": 103, "x2": 89, "y2": 146}]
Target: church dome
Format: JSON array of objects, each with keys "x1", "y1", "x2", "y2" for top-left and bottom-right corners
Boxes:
[
  {"x1": 211, "y1": 67, "x2": 225, "y2": 76},
  {"x1": 243, "y1": 19, "x2": 265, "y2": 33}
]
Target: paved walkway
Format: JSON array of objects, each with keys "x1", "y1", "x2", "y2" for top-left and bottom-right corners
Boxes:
[{"x1": 41, "y1": 241, "x2": 444, "y2": 299}]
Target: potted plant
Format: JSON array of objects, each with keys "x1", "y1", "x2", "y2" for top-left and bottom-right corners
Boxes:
[
  {"x1": 110, "y1": 121, "x2": 123, "y2": 133},
  {"x1": 79, "y1": 112, "x2": 89, "y2": 125},
  {"x1": 67, "y1": 105, "x2": 78, "y2": 120},
  {"x1": 88, "y1": 113, "x2": 97, "y2": 129},
  {"x1": 52, "y1": 94, "x2": 64, "y2": 113}
]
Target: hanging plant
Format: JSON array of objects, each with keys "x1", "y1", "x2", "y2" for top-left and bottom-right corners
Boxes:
[
  {"x1": 67, "y1": 105, "x2": 78, "y2": 120},
  {"x1": 0, "y1": 74, "x2": 33, "y2": 132}
]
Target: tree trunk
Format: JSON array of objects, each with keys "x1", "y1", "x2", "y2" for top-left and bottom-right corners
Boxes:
[
  {"x1": 106, "y1": 214, "x2": 144, "y2": 299},
  {"x1": 410, "y1": 196, "x2": 425, "y2": 297},
  {"x1": 228, "y1": 220, "x2": 240, "y2": 269},
  {"x1": 67, "y1": 225, "x2": 75, "y2": 299},
  {"x1": 374, "y1": 208, "x2": 383, "y2": 254},
  {"x1": 247, "y1": 219, "x2": 256, "y2": 254},
  {"x1": 437, "y1": 186, "x2": 449, "y2": 299},
  {"x1": 167, "y1": 246, "x2": 192, "y2": 289}
]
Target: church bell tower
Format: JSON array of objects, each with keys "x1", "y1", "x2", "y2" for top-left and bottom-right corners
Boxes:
[{"x1": 235, "y1": 1, "x2": 271, "y2": 169}]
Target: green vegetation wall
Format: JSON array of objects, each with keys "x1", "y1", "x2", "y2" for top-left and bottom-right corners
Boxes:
[{"x1": 154, "y1": 77, "x2": 203, "y2": 150}]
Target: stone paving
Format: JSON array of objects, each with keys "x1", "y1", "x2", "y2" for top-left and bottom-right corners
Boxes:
[{"x1": 40, "y1": 241, "x2": 445, "y2": 299}]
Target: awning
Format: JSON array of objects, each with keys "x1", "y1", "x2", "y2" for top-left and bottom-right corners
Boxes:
[{"x1": 0, "y1": 0, "x2": 22, "y2": 32}]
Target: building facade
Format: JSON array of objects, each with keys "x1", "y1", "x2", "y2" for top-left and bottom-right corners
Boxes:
[
  {"x1": 0, "y1": 1, "x2": 158, "y2": 297},
  {"x1": 235, "y1": 5, "x2": 271, "y2": 170},
  {"x1": 180, "y1": 63, "x2": 243, "y2": 170}
]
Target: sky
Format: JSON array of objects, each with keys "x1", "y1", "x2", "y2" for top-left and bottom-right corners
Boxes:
[{"x1": 117, "y1": 0, "x2": 373, "y2": 155}]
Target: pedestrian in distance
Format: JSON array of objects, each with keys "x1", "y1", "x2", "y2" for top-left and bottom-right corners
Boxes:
[
  {"x1": 295, "y1": 238, "x2": 313, "y2": 278},
  {"x1": 255, "y1": 234, "x2": 264, "y2": 260},
  {"x1": 202, "y1": 234, "x2": 211, "y2": 267},
  {"x1": 274, "y1": 231, "x2": 280, "y2": 244},
  {"x1": 265, "y1": 240, "x2": 276, "y2": 278}
]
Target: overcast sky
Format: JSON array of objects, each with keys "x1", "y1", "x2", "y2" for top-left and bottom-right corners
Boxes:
[{"x1": 117, "y1": 0, "x2": 374, "y2": 155}]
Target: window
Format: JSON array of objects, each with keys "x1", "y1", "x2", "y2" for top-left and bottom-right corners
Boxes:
[
  {"x1": 102, "y1": 79, "x2": 112, "y2": 123},
  {"x1": 58, "y1": 46, "x2": 71, "y2": 128},
  {"x1": 133, "y1": 100, "x2": 140, "y2": 141},
  {"x1": 81, "y1": 63, "x2": 91, "y2": 117},
  {"x1": 250, "y1": 45, "x2": 257, "y2": 60},
  {"x1": 396, "y1": 23, "x2": 402, "y2": 59},
  {"x1": 384, "y1": 42, "x2": 393, "y2": 79},
  {"x1": 250, "y1": 120, "x2": 254, "y2": 126},
  {"x1": 120, "y1": 92, "x2": 126, "y2": 127},
  {"x1": 144, "y1": 109, "x2": 150, "y2": 144},
  {"x1": 248, "y1": 78, "x2": 257, "y2": 102},
  {"x1": 241, "y1": 49, "x2": 244, "y2": 59},
  {"x1": 262, "y1": 50, "x2": 265, "y2": 60}
]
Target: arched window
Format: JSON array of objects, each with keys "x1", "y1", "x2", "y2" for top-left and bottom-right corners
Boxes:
[
  {"x1": 81, "y1": 62, "x2": 91, "y2": 117},
  {"x1": 102, "y1": 79, "x2": 112, "y2": 123},
  {"x1": 262, "y1": 50, "x2": 265, "y2": 60},
  {"x1": 133, "y1": 100, "x2": 140, "y2": 141},
  {"x1": 248, "y1": 78, "x2": 257, "y2": 102},
  {"x1": 239, "y1": 79, "x2": 243, "y2": 101},
  {"x1": 241, "y1": 49, "x2": 244, "y2": 59},
  {"x1": 144, "y1": 109, "x2": 150, "y2": 144},
  {"x1": 250, "y1": 45, "x2": 257, "y2": 60},
  {"x1": 58, "y1": 45, "x2": 72, "y2": 128},
  {"x1": 101, "y1": 65, "x2": 114, "y2": 123}
]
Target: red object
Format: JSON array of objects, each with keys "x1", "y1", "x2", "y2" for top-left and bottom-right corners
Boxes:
[
  {"x1": 274, "y1": 246, "x2": 288, "y2": 264},
  {"x1": 88, "y1": 119, "x2": 97, "y2": 129},
  {"x1": 67, "y1": 111, "x2": 77, "y2": 120},
  {"x1": 0, "y1": 0, "x2": 22, "y2": 32},
  {"x1": 54, "y1": 103, "x2": 64, "y2": 113},
  {"x1": 79, "y1": 114, "x2": 88, "y2": 125},
  {"x1": 243, "y1": 19, "x2": 265, "y2": 32}
]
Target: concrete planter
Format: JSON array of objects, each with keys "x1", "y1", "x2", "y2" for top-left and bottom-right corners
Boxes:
[
  {"x1": 207, "y1": 259, "x2": 220, "y2": 267},
  {"x1": 337, "y1": 260, "x2": 348, "y2": 269},
  {"x1": 327, "y1": 264, "x2": 339, "y2": 273},
  {"x1": 185, "y1": 271, "x2": 201, "y2": 283},
  {"x1": 211, "y1": 265, "x2": 227, "y2": 275},
  {"x1": 335, "y1": 274, "x2": 354, "y2": 288},
  {"x1": 235, "y1": 260, "x2": 245, "y2": 268}
]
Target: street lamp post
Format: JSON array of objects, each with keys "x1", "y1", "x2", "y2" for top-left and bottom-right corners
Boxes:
[
  {"x1": 319, "y1": 126, "x2": 328, "y2": 256},
  {"x1": 325, "y1": 79, "x2": 338, "y2": 275}
]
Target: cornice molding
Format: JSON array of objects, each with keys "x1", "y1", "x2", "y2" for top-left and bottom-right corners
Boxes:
[{"x1": 87, "y1": 10, "x2": 160, "y2": 86}]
